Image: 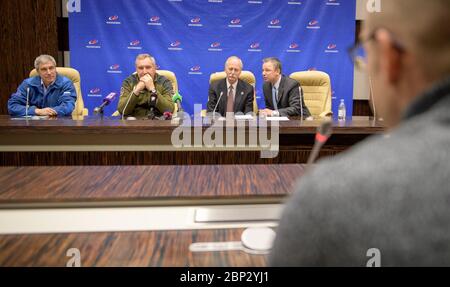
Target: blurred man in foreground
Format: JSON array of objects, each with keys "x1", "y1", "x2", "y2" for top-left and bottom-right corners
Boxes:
[{"x1": 271, "y1": 0, "x2": 450, "y2": 266}]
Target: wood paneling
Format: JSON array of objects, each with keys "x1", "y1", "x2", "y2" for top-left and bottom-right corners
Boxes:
[
  {"x1": 0, "y1": 0, "x2": 58, "y2": 115},
  {"x1": 353, "y1": 99, "x2": 374, "y2": 117}
]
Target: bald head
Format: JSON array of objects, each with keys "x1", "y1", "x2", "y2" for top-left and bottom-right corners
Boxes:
[{"x1": 365, "y1": 0, "x2": 450, "y2": 80}]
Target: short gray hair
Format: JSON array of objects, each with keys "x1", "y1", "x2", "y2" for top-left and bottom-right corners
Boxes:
[
  {"x1": 225, "y1": 56, "x2": 243, "y2": 70},
  {"x1": 34, "y1": 54, "x2": 56, "y2": 70},
  {"x1": 135, "y1": 53, "x2": 156, "y2": 66},
  {"x1": 263, "y1": 57, "x2": 282, "y2": 73}
]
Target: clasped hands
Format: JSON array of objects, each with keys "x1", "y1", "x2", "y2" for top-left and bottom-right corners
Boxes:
[{"x1": 134, "y1": 74, "x2": 155, "y2": 95}]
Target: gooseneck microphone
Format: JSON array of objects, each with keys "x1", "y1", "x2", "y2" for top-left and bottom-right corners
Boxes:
[
  {"x1": 212, "y1": 91, "x2": 224, "y2": 120},
  {"x1": 306, "y1": 120, "x2": 333, "y2": 166},
  {"x1": 121, "y1": 90, "x2": 136, "y2": 121},
  {"x1": 147, "y1": 92, "x2": 158, "y2": 120},
  {"x1": 94, "y1": 92, "x2": 117, "y2": 114},
  {"x1": 172, "y1": 92, "x2": 183, "y2": 113},
  {"x1": 25, "y1": 87, "x2": 30, "y2": 118}
]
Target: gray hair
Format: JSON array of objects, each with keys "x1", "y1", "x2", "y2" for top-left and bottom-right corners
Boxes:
[
  {"x1": 135, "y1": 53, "x2": 156, "y2": 66},
  {"x1": 225, "y1": 56, "x2": 243, "y2": 70},
  {"x1": 34, "y1": 54, "x2": 56, "y2": 70},
  {"x1": 263, "y1": 57, "x2": 282, "y2": 73}
]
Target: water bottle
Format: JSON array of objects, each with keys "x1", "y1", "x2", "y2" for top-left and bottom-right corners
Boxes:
[{"x1": 338, "y1": 99, "x2": 346, "y2": 121}]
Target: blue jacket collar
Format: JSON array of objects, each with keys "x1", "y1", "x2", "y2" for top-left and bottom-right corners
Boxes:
[{"x1": 28, "y1": 74, "x2": 64, "y2": 88}]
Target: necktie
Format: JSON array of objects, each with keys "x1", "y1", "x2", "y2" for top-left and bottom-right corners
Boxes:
[
  {"x1": 272, "y1": 86, "x2": 278, "y2": 111},
  {"x1": 226, "y1": 85, "x2": 234, "y2": 113}
]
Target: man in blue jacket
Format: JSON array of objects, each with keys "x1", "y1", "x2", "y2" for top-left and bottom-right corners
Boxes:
[{"x1": 8, "y1": 55, "x2": 76, "y2": 117}]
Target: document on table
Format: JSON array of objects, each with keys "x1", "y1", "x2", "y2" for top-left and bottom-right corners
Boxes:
[{"x1": 265, "y1": 117, "x2": 290, "y2": 121}]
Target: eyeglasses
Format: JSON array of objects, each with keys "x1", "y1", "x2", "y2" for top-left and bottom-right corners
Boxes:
[{"x1": 348, "y1": 28, "x2": 406, "y2": 71}]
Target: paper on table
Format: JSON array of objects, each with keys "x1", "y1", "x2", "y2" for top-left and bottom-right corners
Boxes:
[
  {"x1": 265, "y1": 117, "x2": 290, "y2": 121},
  {"x1": 234, "y1": 115, "x2": 254, "y2": 120}
]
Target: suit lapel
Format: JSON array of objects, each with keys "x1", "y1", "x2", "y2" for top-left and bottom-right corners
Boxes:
[
  {"x1": 219, "y1": 79, "x2": 228, "y2": 112},
  {"x1": 267, "y1": 83, "x2": 276, "y2": 109},
  {"x1": 234, "y1": 80, "x2": 244, "y2": 110},
  {"x1": 277, "y1": 76, "x2": 285, "y2": 104}
]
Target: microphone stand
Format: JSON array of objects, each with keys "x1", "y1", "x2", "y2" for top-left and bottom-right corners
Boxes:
[
  {"x1": 93, "y1": 106, "x2": 104, "y2": 118},
  {"x1": 148, "y1": 93, "x2": 157, "y2": 120},
  {"x1": 306, "y1": 120, "x2": 333, "y2": 167}
]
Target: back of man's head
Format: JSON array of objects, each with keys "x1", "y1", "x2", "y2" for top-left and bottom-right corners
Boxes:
[{"x1": 367, "y1": 0, "x2": 450, "y2": 81}]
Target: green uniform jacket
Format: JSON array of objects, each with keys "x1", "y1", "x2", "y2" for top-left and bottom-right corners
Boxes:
[{"x1": 118, "y1": 73, "x2": 174, "y2": 118}]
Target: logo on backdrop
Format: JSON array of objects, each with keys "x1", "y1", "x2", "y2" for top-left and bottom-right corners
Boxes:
[
  {"x1": 248, "y1": 0, "x2": 263, "y2": 4},
  {"x1": 208, "y1": 0, "x2": 223, "y2": 3},
  {"x1": 326, "y1": 0, "x2": 341, "y2": 6},
  {"x1": 248, "y1": 42, "x2": 262, "y2": 52},
  {"x1": 168, "y1": 40, "x2": 183, "y2": 51},
  {"x1": 188, "y1": 17, "x2": 203, "y2": 27},
  {"x1": 287, "y1": 0, "x2": 302, "y2": 5},
  {"x1": 287, "y1": 42, "x2": 301, "y2": 53},
  {"x1": 208, "y1": 42, "x2": 222, "y2": 52},
  {"x1": 106, "y1": 15, "x2": 121, "y2": 25},
  {"x1": 127, "y1": 40, "x2": 142, "y2": 50},
  {"x1": 88, "y1": 88, "x2": 102, "y2": 98},
  {"x1": 188, "y1": 66, "x2": 202, "y2": 75},
  {"x1": 86, "y1": 39, "x2": 101, "y2": 49},
  {"x1": 307, "y1": 20, "x2": 320, "y2": 29},
  {"x1": 228, "y1": 18, "x2": 242, "y2": 28},
  {"x1": 148, "y1": 16, "x2": 162, "y2": 26},
  {"x1": 325, "y1": 43, "x2": 339, "y2": 53},
  {"x1": 107, "y1": 64, "x2": 122, "y2": 74},
  {"x1": 268, "y1": 19, "x2": 282, "y2": 29}
]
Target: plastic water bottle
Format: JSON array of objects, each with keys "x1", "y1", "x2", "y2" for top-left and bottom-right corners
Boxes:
[{"x1": 338, "y1": 99, "x2": 346, "y2": 121}]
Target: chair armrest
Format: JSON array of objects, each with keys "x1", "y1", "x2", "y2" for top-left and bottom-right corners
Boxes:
[{"x1": 319, "y1": 110, "x2": 333, "y2": 118}]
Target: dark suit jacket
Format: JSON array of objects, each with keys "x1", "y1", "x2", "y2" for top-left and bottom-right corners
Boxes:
[
  {"x1": 263, "y1": 75, "x2": 311, "y2": 117},
  {"x1": 207, "y1": 79, "x2": 254, "y2": 116}
]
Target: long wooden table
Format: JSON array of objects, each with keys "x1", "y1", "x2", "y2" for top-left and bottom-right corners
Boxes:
[
  {"x1": 0, "y1": 164, "x2": 304, "y2": 207},
  {"x1": 0, "y1": 164, "x2": 304, "y2": 266},
  {"x1": 0, "y1": 115, "x2": 385, "y2": 165}
]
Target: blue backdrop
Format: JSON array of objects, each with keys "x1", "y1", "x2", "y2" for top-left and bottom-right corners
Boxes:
[{"x1": 69, "y1": 0, "x2": 355, "y2": 116}]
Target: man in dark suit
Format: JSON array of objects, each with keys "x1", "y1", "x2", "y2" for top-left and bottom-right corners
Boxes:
[
  {"x1": 261, "y1": 57, "x2": 311, "y2": 118},
  {"x1": 207, "y1": 56, "x2": 254, "y2": 117}
]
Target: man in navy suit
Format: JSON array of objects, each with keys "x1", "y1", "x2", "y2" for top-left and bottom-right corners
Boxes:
[
  {"x1": 207, "y1": 56, "x2": 254, "y2": 117},
  {"x1": 261, "y1": 57, "x2": 311, "y2": 118}
]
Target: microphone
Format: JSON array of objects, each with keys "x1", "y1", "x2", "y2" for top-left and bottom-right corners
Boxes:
[
  {"x1": 94, "y1": 92, "x2": 117, "y2": 114},
  {"x1": 212, "y1": 91, "x2": 224, "y2": 120},
  {"x1": 147, "y1": 92, "x2": 158, "y2": 120},
  {"x1": 298, "y1": 86, "x2": 304, "y2": 120},
  {"x1": 172, "y1": 92, "x2": 183, "y2": 113},
  {"x1": 25, "y1": 87, "x2": 30, "y2": 118},
  {"x1": 306, "y1": 120, "x2": 333, "y2": 166},
  {"x1": 163, "y1": 111, "x2": 173, "y2": 120}
]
